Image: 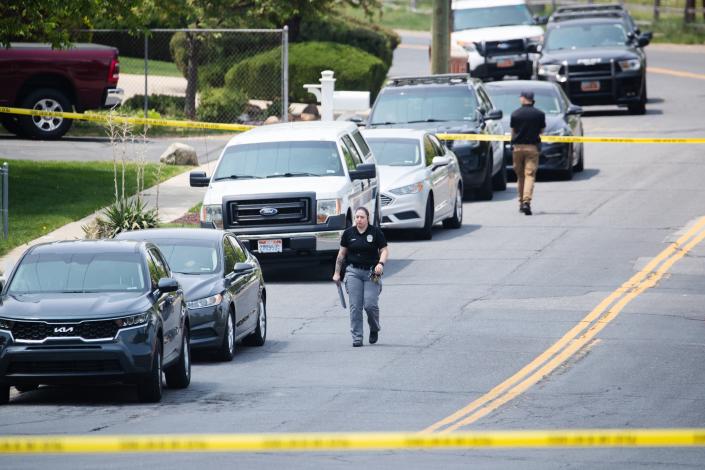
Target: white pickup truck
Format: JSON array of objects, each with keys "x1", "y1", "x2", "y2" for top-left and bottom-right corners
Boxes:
[{"x1": 190, "y1": 121, "x2": 380, "y2": 263}]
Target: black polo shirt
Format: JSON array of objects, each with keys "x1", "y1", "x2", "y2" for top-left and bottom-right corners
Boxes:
[
  {"x1": 510, "y1": 104, "x2": 546, "y2": 145},
  {"x1": 341, "y1": 225, "x2": 387, "y2": 268}
]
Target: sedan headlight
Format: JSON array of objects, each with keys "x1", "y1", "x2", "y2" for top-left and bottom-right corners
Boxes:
[
  {"x1": 390, "y1": 182, "x2": 424, "y2": 196},
  {"x1": 618, "y1": 59, "x2": 641, "y2": 71},
  {"x1": 114, "y1": 312, "x2": 150, "y2": 328},
  {"x1": 0, "y1": 318, "x2": 14, "y2": 330},
  {"x1": 200, "y1": 204, "x2": 223, "y2": 229},
  {"x1": 316, "y1": 198, "x2": 342, "y2": 224},
  {"x1": 187, "y1": 293, "x2": 223, "y2": 310}
]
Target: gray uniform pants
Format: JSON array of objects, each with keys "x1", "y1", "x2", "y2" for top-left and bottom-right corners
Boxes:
[{"x1": 345, "y1": 266, "x2": 381, "y2": 342}]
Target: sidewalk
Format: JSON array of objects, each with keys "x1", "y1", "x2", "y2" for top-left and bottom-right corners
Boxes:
[{"x1": 0, "y1": 164, "x2": 210, "y2": 274}]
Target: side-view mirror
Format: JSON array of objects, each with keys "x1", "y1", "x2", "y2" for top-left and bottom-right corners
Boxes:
[
  {"x1": 349, "y1": 163, "x2": 376, "y2": 180},
  {"x1": 637, "y1": 34, "x2": 651, "y2": 47},
  {"x1": 157, "y1": 277, "x2": 179, "y2": 293},
  {"x1": 533, "y1": 15, "x2": 548, "y2": 25},
  {"x1": 566, "y1": 104, "x2": 583, "y2": 116},
  {"x1": 485, "y1": 109, "x2": 503, "y2": 121},
  {"x1": 233, "y1": 262, "x2": 255, "y2": 275},
  {"x1": 348, "y1": 116, "x2": 364, "y2": 126},
  {"x1": 431, "y1": 156, "x2": 451, "y2": 168},
  {"x1": 190, "y1": 171, "x2": 210, "y2": 187}
]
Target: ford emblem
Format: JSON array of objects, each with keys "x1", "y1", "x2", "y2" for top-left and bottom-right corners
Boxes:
[
  {"x1": 260, "y1": 207, "x2": 278, "y2": 216},
  {"x1": 497, "y1": 42, "x2": 510, "y2": 49}
]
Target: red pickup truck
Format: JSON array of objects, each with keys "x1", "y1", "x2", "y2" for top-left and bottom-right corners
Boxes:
[{"x1": 0, "y1": 43, "x2": 122, "y2": 140}]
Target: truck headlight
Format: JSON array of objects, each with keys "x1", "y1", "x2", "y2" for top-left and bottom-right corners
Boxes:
[
  {"x1": 457, "y1": 40, "x2": 477, "y2": 52},
  {"x1": 187, "y1": 293, "x2": 223, "y2": 310},
  {"x1": 539, "y1": 64, "x2": 561, "y2": 76},
  {"x1": 618, "y1": 59, "x2": 641, "y2": 71},
  {"x1": 114, "y1": 312, "x2": 150, "y2": 328},
  {"x1": 200, "y1": 204, "x2": 223, "y2": 229},
  {"x1": 317, "y1": 199, "x2": 342, "y2": 224},
  {"x1": 390, "y1": 182, "x2": 424, "y2": 196}
]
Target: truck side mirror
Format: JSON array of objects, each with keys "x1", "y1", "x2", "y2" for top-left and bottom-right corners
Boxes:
[
  {"x1": 190, "y1": 171, "x2": 210, "y2": 187},
  {"x1": 349, "y1": 163, "x2": 376, "y2": 180}
]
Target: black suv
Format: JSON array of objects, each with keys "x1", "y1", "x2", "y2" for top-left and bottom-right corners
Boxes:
[
  {"x1": 533, "y1": 16, "x2": 650, "y2": 114},
  {"x1": 367, "y1": 74, "x2": 505, "y2": 200},
  {"x1": 0, "y1": 240, "x2": 191, "y2": 404}
]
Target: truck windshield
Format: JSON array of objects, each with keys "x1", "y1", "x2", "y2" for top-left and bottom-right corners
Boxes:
[
  {"x1": 366, "y1": 139, "x2": 422, "y2": 166},
  {"x1": 214, "y1": 141, "x2": 344, "y2": 179},
  {"x1": 545, "y1": 24, "x2": 627, "y2": 50},
  {"x1": 369, "y1": 87, "x2": 479, "y2": 124},
  {"x1": 486, "y1": 89, "x2": 563, "y2": 115},
  {"x1": 453, "y1": 5, "x2": 534, "y2": 31},
  {"x1": 8, "y1": 252, "x2": 147, "y2": 294}
]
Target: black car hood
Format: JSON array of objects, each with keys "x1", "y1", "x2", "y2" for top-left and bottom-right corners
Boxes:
[
  {"x1": 539, "y1": 47, "x2": 639, "y2": 65},
  {"x1": 0, "y1": 292, "x2": 153, "y2": 321},
  {"x1": 173, "y1": 272, "x2": 224, "y2": 302},
  {"x1": 368, "y1": 120, "x2": 481, "y2": 134},
  {"x1": 501, "y1": 114, "x2": 566, "y2": 134}
]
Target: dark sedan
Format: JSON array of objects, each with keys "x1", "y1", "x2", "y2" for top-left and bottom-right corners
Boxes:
[
  {"x1": 485, "y1": 80, "x2": 585, "y2": 180},
  {"x1": 116, "y1": 228, "x2": 266, "y2": 361},
  {"x1": 0, "y1": 240, "x2": 190, "y2": 404}
]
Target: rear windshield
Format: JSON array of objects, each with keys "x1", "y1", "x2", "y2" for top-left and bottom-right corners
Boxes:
[
  {"x1": 370, "y1": 87, "x2": 479, "y2": 124},
  {"x1": 366, "y1": 138, "x2": 422, "y2": 166},
  {"x1": 214, "y1": 141, "x2": 344, "y2": 179},
  {"x1": 8, "y1": 252, "x2": 147, "y2": 294},
  {"x1": 153, "y1": 240, "x2": 220, "y2": 275},
  {"x1": 545, "y1": 23, "x2": 627, "y2": 50}
]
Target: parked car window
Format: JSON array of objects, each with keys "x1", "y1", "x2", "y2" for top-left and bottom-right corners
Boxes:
[
  {"x1": 147, "y1": 249, "x2": 169, "y2": 288},
  {"x1": 428, "y1": 135, "x2": 446, "y2": 157},
  {"x1": 476, "y1": 86, "x2": 494, "y2": 111},
  {"x1": 8, "y1": 252, "x2": 147, "y2": 294},
  {"x1": 351, "y1": 129, "x2": 371, "y2": 158},
  {"x1": 423, "y1": 136, "x2": 436, "y2": 167},
  {"x1": 153, "y1": 239, "x2": 219, "y2": 274},
  {"x1": 215, "y1": 141, "x2": 344, "y2": 179},
  {"x1": 339, "y1": 139, "x2": 357, "y2": 172},
  {"x1": 365, "y1": 138, "x2": 421, "y2": 167},
  {"x1": 223, "y1": 237, "x2": 240, "y2": 273},
  {"x1": 226, "y1": 236, "x2": 247, "y2": 264},
  {"x1": 342, "y1": 135, "x2": 363, "y2": 166}
]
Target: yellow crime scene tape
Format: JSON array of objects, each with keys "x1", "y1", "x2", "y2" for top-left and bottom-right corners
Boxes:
[
  {"x1": 2, "y1": 106, "x2": 704, "y2": 144},
  {"x1": 1, "y1": 429, "x2": 705, "y2": 454}
]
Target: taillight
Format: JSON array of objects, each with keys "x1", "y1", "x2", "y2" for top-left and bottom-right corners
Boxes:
[{"x1": 107, "y1": 57, "x2": 120, "y2": 85}]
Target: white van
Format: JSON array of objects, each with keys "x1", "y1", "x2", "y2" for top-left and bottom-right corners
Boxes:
[
  {"x1": 190, "y1": 121, "x2": 379, "y2": 262},
  {"x1": 452, "y1": 0, "x2": 545, "y2": 80}
]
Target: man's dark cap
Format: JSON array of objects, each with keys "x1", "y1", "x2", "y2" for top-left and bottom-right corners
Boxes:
[{"x1": 520, "y1": 90, "x2": 535, "y2": 101}]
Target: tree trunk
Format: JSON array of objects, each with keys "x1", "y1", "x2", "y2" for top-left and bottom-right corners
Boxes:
[
  {"x1": 286, "y1": 15, "x2": 302, "y2": 42},
  {"x1": 653, "y1": 0, "x2": 660, "y2": 21},
  {"x1": 431, "y1": 0, "x2": 449, "y2": 74},
  {"x1": 184, "y1": 32, "x2": 199, "y2": 120},
  {"x1": 684, "y1": 0, "x2": 695, "y2": 23}
]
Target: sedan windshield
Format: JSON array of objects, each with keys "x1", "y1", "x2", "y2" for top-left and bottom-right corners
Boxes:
[
  {"x1": 370, "y1": 87, "x2": 479, "y2": 124},
  {"x1": 152, "y1": 240, "x2": 219, "y2": 275},
  {"x1": 366, "y1": 138, "x2": 422, "y2": 166},
  {"x1": 486, "y1": 89, "x2": 563, "y2": 115},
  {"x1": 453, "y1": 5, "x2": 534, "y2": 31},
  {"x1": 545, "y1": 24, "x2": 627, "y2": 50},
  {"x1": 8, "y1": 252, "x2": 147, "y2": 294},
  {"x1": 214, "y1": 141, "x2": 344, "y2": 180}
]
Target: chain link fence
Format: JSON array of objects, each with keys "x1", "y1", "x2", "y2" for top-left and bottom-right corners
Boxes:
[{"x1": 82, "y1": 28, "x2": 288, "y2": 125}]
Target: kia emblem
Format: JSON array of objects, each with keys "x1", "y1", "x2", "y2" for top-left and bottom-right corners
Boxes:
[{"x1": 54, "y1": 326, "x2": 74, "y2": 334}]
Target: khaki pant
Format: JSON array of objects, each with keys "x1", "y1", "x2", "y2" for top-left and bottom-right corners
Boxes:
[{"x1": 512, "y1": 144, "x2": 539, "y2": 204}]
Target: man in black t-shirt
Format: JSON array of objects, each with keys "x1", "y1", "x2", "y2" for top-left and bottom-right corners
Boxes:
[
  {"x1": 510, "y1": 90, "x2": 546, "y2": 216},
  {"x1": 333, "y1": 207, "x2": 389, "y2": 347}
]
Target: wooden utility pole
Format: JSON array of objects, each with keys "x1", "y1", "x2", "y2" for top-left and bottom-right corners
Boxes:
[{"x1": 431, "y1": 0, "x2": 450, "y2": 74}]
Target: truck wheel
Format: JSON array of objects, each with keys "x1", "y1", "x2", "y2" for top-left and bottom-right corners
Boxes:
[
  {"x1": 18, "y1": 88, "x2": 73, "y2": 140},
  {"x1": 0, "y1": 384, "x2": 9, "y2": 405},
  {"x1": 628, "y1": 85, "x2": 647, "y2": 115}
]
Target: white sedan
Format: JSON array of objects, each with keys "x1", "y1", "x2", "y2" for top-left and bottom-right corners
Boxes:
[{"x1": 362, "y1": 128, "x2": 464, "y2": 240}]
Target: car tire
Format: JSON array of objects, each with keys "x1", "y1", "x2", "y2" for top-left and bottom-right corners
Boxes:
[
  {"x1": 14, "y1": 384, "x2": 39, "y2": 393},
  {"x1": 217, "y1": 309, "x2": 236, "y2": 361},
  {"x1": 137, "y1": 341, "x2": 163, "y2": 403},
  {"x1": 574, "y1": 144, "x2": 585, "y2": 172},
  {"x1": 244, "y1": 297, "x2": 267, "y2": 347},
  {"x1": 442, "y1": 185, "x2": 463, "y2": 229},
  {"x1": 165, "y1": 326, "x2": 191, "y2": 389},
  {"x1": 0, "y1": 384, "x2": 9, "y2": 405},
  {"x1": 416, "y1": 195, "x2": 434, "y2": 240},
  {"x1": 560, "y1": 149, "x2": 574, "y2": 180},
  {"x1": 18, "y1": 88, "x2": 74, "y2": 140},
  {"x1": 491, "y1": 162, "x2": 507, "y2": 191},
  {"x1": 475, "y1": 154, "x2": 494, "y2": 201}
]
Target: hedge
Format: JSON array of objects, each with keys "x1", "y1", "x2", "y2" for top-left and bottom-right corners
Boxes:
[
  {"x1": 225, "y1": 41, "x2": 388, "y2": 103},
  {"x1": 196, "y1": 87, "x2": 248, "y2": 123}
]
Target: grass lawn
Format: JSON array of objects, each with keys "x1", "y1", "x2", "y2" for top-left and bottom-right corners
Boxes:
[
  {"x1": 120, "y1": 56, "x2": 183, "y2": 77},
  {"x1": 0, "y1": 161, "x2": 187, "y2": 257}
]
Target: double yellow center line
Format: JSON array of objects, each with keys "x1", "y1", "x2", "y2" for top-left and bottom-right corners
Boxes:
[{"x1": 424, "y1": 216, "x2": 705, "y2": 434}]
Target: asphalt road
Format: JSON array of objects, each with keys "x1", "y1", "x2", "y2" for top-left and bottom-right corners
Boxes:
[{"x1": 2, "y1": 35, "x2": 705, "y2": 469}]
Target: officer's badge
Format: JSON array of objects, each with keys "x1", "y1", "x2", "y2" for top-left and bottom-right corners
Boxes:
[{"x1": 367, "y1": 234, "x2": 373, "y2": 243}]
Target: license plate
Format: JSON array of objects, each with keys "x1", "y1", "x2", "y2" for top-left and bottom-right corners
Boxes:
[
  {"x1": 497, "y1": 59, "x2": 514, "y2": 68},
  {"x1": 581, "y1": 81, "x2": 600, "y2": 92},
  {"x1": 258, "y1": 239, "x2": 282, "y2": 253}
]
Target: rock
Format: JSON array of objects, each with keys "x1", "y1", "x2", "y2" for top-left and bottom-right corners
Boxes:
[
  {"x1": 263, "y1": 115, "x2": 280, "y2": 125},
  {"x1": 159, "y1": 143, "x2": 198, "y2": 166}
]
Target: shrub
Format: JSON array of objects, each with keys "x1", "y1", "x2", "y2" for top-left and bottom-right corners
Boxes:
[
  {"x1": 299, "y1": 14, "x2": 400, "y2": 66},
  {"x1": 84, "y1": 198, "x2": 159, "y2": 239},
  {"x1": 121, "y1": 94, "x2": 186, "y2": 119},
  {"x1": 226, "y1": 42, "x2": 388, "y2": 103},
  {"x1": 196, "y1": 87, "x2": 248, "y2": 123}
]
